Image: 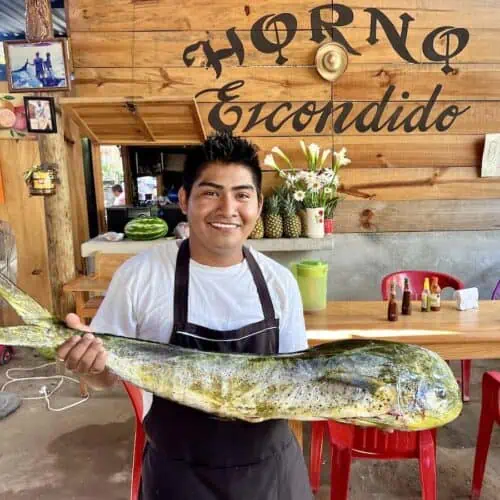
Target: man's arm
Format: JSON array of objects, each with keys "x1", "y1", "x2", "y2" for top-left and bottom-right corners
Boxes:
[
  {"x1": 58, "y1": 261, "x2": 138, "y2": 389},
  {"x1": 278, "y1": 273, "x2": 309, "y2": 353}
]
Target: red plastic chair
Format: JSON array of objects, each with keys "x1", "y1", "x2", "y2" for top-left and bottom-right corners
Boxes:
[
  {"x1": 381, "y1": 271, "x2": 470, "y2": 402},
  {"x1": 122, "y1": 381, "x2": 146, "y2": 500},
  {"x1": 310, "y1": 421, "x2": 437, "y2": 499},
  {"x1": 471, "y1": 372, "x2": 500, "y2": 499}
]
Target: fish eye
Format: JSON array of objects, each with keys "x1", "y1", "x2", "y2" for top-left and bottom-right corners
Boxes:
[{"x1": 435, "y1": 387, "x2": 447, "y2": 399}]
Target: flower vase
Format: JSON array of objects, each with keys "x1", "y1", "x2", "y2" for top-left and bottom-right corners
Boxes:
[
  {"x1": 306, "y1": 208, "x2": 325, "y2": 238},
  {"x1": 324, "y1": 218, "x2": 335, "y2": 235}
]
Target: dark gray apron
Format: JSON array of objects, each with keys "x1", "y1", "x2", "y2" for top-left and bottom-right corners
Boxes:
[{"x1": 141, "y1": 239, "x2": 312, "y2": 500}]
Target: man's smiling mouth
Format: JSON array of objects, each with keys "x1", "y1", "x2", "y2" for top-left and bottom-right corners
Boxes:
[{"x1": 209, "y1": 222, "x2": 241, "y2": 229}]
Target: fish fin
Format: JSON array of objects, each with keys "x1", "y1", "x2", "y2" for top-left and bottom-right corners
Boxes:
[{"x1": 0, "y1": 272, "x2": 55, "y2": 326}]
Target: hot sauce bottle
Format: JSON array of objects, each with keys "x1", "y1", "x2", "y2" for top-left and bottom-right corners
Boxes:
[
  {"x1": 421, "y1": 277, "x2": 431, "y2": 312},
  {"x1": 402, "y1": 277, "x2": 412, "y2": 315},
  {"x1": 430, "y1": 276, "x2": 441, "y2": 311},
  {"x1": 387, "y1": 280, "x2": 398, "y2": 321}
]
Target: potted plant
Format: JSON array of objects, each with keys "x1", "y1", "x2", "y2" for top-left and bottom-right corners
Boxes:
[
  {"x1": 324, "y1": 195, "x2": 341, "y2": 234},
  {"x1": 264, "y1": 141, "x2": 350, "y2": 238},
  {"x1": 23, "y1": 162, "x2": 59, "y2": 196}
]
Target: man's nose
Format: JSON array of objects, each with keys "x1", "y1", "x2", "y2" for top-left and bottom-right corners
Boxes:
[{"x1": 218, "y1": 193, "x2": 237, "y2": 216}]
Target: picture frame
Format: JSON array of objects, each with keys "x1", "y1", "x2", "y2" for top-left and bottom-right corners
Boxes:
[
  {"x1": 24, "y1": 96, "x2": 57, "y2": 134},
  {"x1": 3, "y1": 39, "x2": 70, "y2": 93}
]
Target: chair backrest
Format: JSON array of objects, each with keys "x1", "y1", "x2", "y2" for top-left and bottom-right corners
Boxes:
[
  {"x1": 122, "y1": 381, "x2": 146, "y2": 500},
  {"x1": 381, "y1": 270, "x2": 464, "y2": 300},
  {"x1": 94, "y1": 252, "x2": 133, "y2": 281},
  {"x1": 492, "y1": 280, "x2": 500, "y2": 300}
]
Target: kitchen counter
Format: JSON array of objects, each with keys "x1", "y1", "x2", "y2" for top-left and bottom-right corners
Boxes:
[{"x1": 81, "y1": 236, "x2": 335, "y2": 258}]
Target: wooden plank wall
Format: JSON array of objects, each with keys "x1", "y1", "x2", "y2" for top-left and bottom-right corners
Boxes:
[
  {"x1": 0, "y1": 77, "x2": 90, "y2": 318},
  {"x1": 68, "y1": 0, "x2": 500, "y2": 232},
  {"x1": 0, "y1": 137, "x2": 53, "y2": 318}
]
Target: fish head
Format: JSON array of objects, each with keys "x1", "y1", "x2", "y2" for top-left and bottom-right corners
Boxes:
[
  {"x1": 402, "y1": 357, "x2": 462, "y2": 430},
  {"x1": 335, "y1": 342, "x2": 463, "y2": 431},
  {"x1": 353, "y1": 354, "x2": 462, "y2": 431}
]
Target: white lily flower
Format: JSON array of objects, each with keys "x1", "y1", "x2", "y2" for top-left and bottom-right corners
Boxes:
[
  {"x1": 271, "y1": 146, "x2": 293, "y2": 169},
  {"x1": 300, "y1": 140, "x2": 309, "y2": 164},
  {"x1": 324, "y1": 187, "x2": 333, "y2": 195},
  {"x1": 334, "y1": 147, "x2": 352, "y2": 168},
  {"x1": 319, "y1": 148, "x2": 331, "y2": 168},
  {"x1": 264, "y1": 153, "x2": 279, "y2": 170},
  {"x1": 294, "y1": 191, "x2": 305, "y2": 201},
  {"x1": 308, "y1": 143, "x2": 320, "y2": 168}
]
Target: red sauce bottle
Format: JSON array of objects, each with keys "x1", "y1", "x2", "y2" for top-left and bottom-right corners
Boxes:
[
  {"x1": 402, "y1": 277, "x2": 412, "y2": 315},
  {"x1": 387, "y1": 280, "x2": 398, "y2": 321}
]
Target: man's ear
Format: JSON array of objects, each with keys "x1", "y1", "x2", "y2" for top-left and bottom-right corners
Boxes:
[
  {"x1": 257, "y1": 193, "x2": 264, "y2": 217},
  {"x1": 178, "y1": 186, "x2": 188, "y2": 215}
]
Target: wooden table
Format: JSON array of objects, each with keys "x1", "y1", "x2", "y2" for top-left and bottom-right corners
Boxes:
[
  {"x1": 305, "y1": 300, "x2": 500, "y2": 360},
  {"x1": 289, "y1": 300, "x2": 500, "y2": 448}
]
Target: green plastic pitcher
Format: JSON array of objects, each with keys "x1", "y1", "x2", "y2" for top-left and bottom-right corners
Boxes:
[{"x1": 290, "y1": 260, "x2": 329, "y2": 312}]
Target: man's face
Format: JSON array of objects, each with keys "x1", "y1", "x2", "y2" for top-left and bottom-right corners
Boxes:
[{"x1": 179, "y1": 162, "x2": 262, "y2": 258}]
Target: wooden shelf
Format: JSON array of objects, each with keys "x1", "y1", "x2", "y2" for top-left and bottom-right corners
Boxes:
[
  {"x1": 59, "y1": 96, "x2": 206, "y2": 145},
  {"x1": 81, "y1": 236, "x2": 334, "y2": 258}
]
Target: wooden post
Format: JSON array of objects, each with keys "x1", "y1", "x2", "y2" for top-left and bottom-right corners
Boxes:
[
  {"x1": 25, "y1": 0, "x2": 76, "y2": 320},
  {"x1": 25, "y1": 0, "x2": 53, "y2": 42},
  {"x1": 122, "y1": 147, "x2": 135, "y2": 205},
  {"x1": 91, "y1": 143, "x2": 107, "y2": 233}
]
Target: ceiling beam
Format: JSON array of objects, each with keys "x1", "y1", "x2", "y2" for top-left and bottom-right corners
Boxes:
[{"x1": 125, "y1": 102, "x2": 155, "y2": 142}]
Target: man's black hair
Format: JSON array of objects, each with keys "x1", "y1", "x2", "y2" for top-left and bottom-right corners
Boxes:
[
  {"x1": 111, "y1": 184, "x2": 123, "y2": 193},
  {"x1": 182, "y1": 131, "x2": 262, "y2": 198}
]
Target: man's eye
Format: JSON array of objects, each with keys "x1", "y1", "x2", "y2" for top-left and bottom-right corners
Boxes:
[
  {"x1": 237, "y1": 192, "x2": 251, "y2": 200},
  {"x1": 203, "y1": 191, "x2": 217, "y2": 197}
]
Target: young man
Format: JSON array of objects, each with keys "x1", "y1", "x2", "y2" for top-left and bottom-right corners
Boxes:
[{"x1": 57, "y1": 132, "x2": 313, "y2": 500}]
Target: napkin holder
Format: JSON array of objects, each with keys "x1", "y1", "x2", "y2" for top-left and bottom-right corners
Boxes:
[{"x1": 453, "y1": 288, "x2": 479, "y2": 311}]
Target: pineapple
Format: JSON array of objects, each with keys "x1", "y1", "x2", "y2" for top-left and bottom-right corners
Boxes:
[
  {"x1": 249, "y1": 217, "x2": 264, "y2": 239},
  {"x1": 299, "y1": 209, "x2": 308, "y2": 236},
  {"x1": 264, "y1": 195, "x2": 283, "y2": 238},
  {"x1": 281, "y1": 195, "x2": 302, "y2": 238}
]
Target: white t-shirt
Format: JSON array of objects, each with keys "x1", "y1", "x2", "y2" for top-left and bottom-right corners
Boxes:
[{"x1": 90, "y1": 242, "x2": 308, "y2": 416}]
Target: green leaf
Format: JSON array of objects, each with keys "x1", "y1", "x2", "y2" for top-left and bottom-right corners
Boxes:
[
  {"x1": 3, "y1": 95, "x2": 15, "y2": 100},
  {"x1": 9, "y1": 129, "x2": 14, "y2": 137}
]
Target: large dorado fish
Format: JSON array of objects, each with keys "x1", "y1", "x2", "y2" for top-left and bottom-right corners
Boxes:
[{"x1": 0, "y1": 273, "x2": 462, "y2": 430}]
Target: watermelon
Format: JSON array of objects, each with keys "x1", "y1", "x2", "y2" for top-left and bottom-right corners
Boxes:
[{"x1": 124, "y1": 216, "x2": 168, "y2": 240}]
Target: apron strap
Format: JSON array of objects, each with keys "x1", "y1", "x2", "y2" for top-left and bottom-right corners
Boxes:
[
  {"x1": 173, "y1": 239, "x2": 190, "y2": 326},
  {"x1": 242, "y1": 246, "x2": 276, "y2": 320},
  {"x1": 173, "y1": 239, "x2": 276, "y2": 325}
]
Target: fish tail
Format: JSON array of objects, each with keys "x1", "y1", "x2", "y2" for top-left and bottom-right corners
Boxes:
[
  {"x1": 0, "y1": 325, "x2": 67, "y2": 349},
  {"x1": 0, "y1": 273, "x2": 54, "y2": 325}
]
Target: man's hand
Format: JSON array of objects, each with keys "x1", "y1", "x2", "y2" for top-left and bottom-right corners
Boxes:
[
  {"x1": 57, "y1": 313, "x2": 107, "y2": 375},
  {"x1": 57, "y1": 314, "x2": 117, "y2": 389}
]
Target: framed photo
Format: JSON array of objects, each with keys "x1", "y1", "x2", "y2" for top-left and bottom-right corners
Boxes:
[
  {"x1": 24, "y1": 96, "x2": 57, "y2": 134},
  {"x1": 3, "y1": 39, "x2": 70, "y2": 92}
]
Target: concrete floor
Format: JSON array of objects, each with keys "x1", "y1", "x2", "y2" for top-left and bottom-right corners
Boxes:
[{"x1": 1, "y1": 349, "x2": 500, "y2": 499}]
